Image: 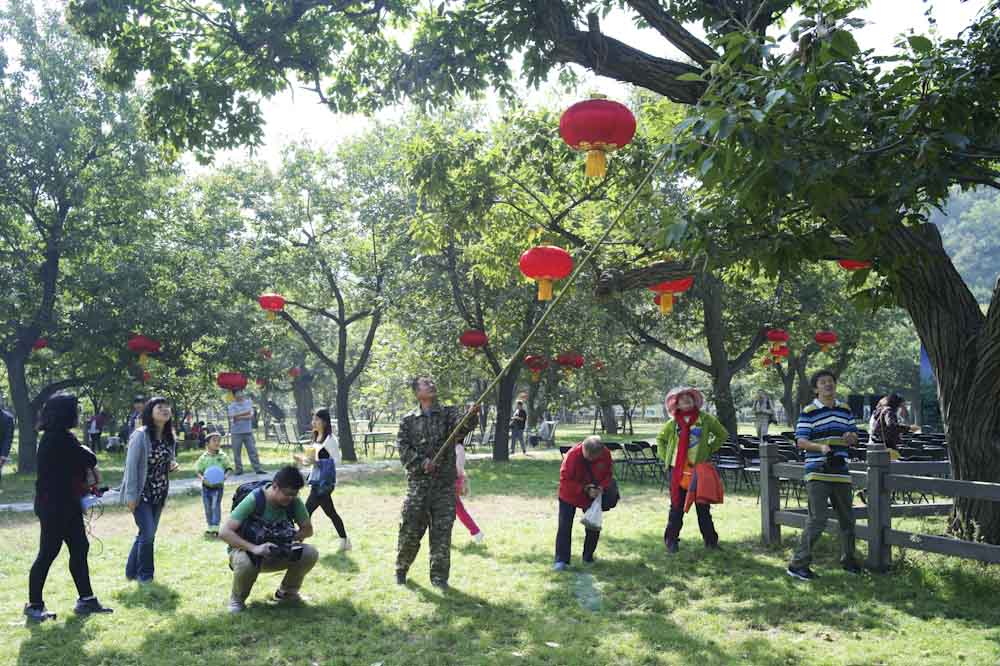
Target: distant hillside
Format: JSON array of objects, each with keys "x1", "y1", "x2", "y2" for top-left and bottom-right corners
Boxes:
[{"x1": 931, "y1": 187, "x2": 1000, "y2": 303}]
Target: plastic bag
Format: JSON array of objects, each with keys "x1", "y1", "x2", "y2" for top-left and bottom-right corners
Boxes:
[{"x1": 581, "y1": 499, "x2": 603, "y2": 531}]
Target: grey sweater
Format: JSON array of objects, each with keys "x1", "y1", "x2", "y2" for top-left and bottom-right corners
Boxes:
[{"x1": 120, "y1": 426, "x2": 176, "y2": 505}]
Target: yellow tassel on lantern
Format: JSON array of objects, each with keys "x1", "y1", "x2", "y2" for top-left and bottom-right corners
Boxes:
[
  {"x1": 139, "y1": 353, "x2": 149, "y2": 368},
  {"x1": 224, "y1": 391, "x2": 235, "y2": 403},
  {"x1": 585, "y1": 149, "x2": 607, "y2": 178},
  {"x1": 820, "y1": 344, "x2": 831, "y2": 353},
  {"x1": 531, "y1": 371, "x2": 541, "y2": 383},
  {"x1": 536, "y1": 278, "x2": 554, "y2": 301},
  {"x1": 267, "y1": 311, "x2": 276, "y2": 321},
  {"x1": 659, "y1": 293, "x2": 674, "y2": 315}
]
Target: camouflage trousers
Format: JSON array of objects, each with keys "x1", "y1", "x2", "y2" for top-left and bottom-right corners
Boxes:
[{"x1": 396, "y1": 476, "x2": 456, "y2": 584}]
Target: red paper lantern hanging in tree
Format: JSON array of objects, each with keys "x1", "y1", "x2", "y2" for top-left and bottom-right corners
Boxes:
[
  {"x1": 127, "y1": 334, "x2": 161, "y2": 368},
  {"x1": 218, "y1": 372, "x2": 248, "y2": 403},
  {"x1": 288, "y1": 367, "x2": 302, "y2": 379},
  {"x1": 32, "y1": 338, "x2": 48, "y2": 351},
  {"x1": 760, "y1": 356, "x2": 773, "y2": 368},
  {"x1": 519, "y1": 246, "x2": 574, "y2": 301},
  {"x1": 649, "y1": 276, "x2": 695, "y2": 315},
  {"x1": 256, "y1": 378, "x2": 267, "y2": 388},
  {"x1": 258, "y1": 293, "x2": 286, "y2": 320},
  {"x1": 559, "y1": 97, "x2": 637, "y2": 178},
  {"x1": 556, "y1": 352, "x2": 585, "y2": 377},
  {"x1": 523, "y1": 355, "x2": 549, "y2": 382},
  {"x1": 459, "y1": 329, "x2": 488, "y2": 351},
  {"x1": 837, "y1": 259, "x2": 872, "y2": 271},
  {"x1": 766, "y1": 329, "x2": 790, "y2": 355},
  {"x1": 772, "y1": 346, "x2": 790, "y2": 365},
  {"x1": 815, "y1": 330, "x2": 839, "y2": 353}
]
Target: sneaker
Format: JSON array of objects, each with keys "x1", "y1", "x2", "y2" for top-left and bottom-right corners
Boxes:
[
  {"x1": 431, "y1": 579, "x2": 449, "y2": 591},
  {"x1": 786, "y1": 565, "x2": 817, "y2": 581},
  {"x1": 23, "y1": 604, "x2": 56, "y2": 623},
  {"x1": 274, "y1": 588, "x2": 305, "y2": 603},
  {"x1": 472, "y1": 532, "x2": 486, "y2": 544},
  {"x1": 582, "y1": 556, "x2": 595, "y2": 565},
  {"x1": 227, "y1": 598, "x2": 246, "y2": 614},
  {"x1": 254, "y1": 469, "x2": 266, "y2": 475},
  {"x1": 842, "y1": 561, "x2": 863, "y2": 574},
  {"x1": 74, "y1": 597, "x2": 113, "y2": 616},
  {"x1": 204, "y1": 529, "x2": 215, "y2": 537},
  {"x1": 338, "y1": 537, "x2": 352, "y2": 552},
  {"x1": 665, "y1": 540, "x2": 679, "y2": 554},
  {"x1": 552, "y1": 561, "x2": 568, "y2": 572},
  {"x1": 234, "y1": 469, "x2": 244, "y2": 476},
  {"x1": 705, "y1": 542, "x2": 721, "y2": 550},
  {"x1": 395, "y1": 572, "x2": 407, "y2": 585}
]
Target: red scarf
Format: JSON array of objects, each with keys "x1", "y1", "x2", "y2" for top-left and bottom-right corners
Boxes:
[{"x1": 671, "y1": 409, "x2": 700, "y2": 507}]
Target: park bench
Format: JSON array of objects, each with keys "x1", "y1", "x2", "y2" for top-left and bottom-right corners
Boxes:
[{"x1": 362, "y1": 431, "x2": 395, "y2": 457}]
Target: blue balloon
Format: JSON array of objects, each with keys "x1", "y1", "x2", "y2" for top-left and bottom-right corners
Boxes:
[{"x1": 204, "y1": 466, "x2": 225, "y2": 485}]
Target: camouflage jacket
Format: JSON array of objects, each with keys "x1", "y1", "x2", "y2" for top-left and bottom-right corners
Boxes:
[{"x1": 396, "y1": 404, "x2": 476, "y2": 480}]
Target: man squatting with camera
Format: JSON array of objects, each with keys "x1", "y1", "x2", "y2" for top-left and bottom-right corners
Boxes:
[{"x1": 219, "y1": 465, "x2": 319, "y2": 613}]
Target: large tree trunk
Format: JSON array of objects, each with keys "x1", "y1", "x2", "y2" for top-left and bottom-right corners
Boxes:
[
  {"x1": 334, "y1": 380, "x2": 358, "y2": 462},
  {"x1": 6, "y1": 353, "x2": 37, "y2": 473},
  {"x1": 600, "y1": 403, "x2": 619, "y2": 435},
  {"x1": 492, "y1": 371, "x2": 517, "y2": 462},
  {"x1": 885, "y1": 224, "x2": 1000, "y2": 542},
  {"x1": 702, "y1": 276, "x2": 739, "y2": 438},
  {"x1": 292, "y1": 372, "x2": 314, "y2": 438}
]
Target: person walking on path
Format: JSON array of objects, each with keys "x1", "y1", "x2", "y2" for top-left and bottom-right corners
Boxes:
[
  {"x1": 228, "y1": 390, "x2": 264, "y2": 475},
  {"x1": 658, "y1": 387, "x2": 728, "y2": 553},
  {"x1": 553, "y1": 436, "x2": 612, "y2": 570},
  {"x1": 454, "y1": 441, "x2": 484, "y2": 543},
  {"x1": 786, "y1": 369, "x2": 862, "y2": 581},
  {"x1": 394, "y1": 377, "x2": 478, "y2": 590},
  {"x1": 752, "y1": 391, "x2": 775, "y2": 443},
  {"x1": 25, "y1": 394, "x2": 113, "y2": 622},
  {"x1": 121, "y1": 397, "x2": 179, "y2": 583},
  {"x1": 298, "y1": 409, "x2": 351, "y2": 552}
]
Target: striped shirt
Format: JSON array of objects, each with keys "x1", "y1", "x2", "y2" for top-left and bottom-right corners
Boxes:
[{"x1": 796, "y1": 399, "x2": 857, "y2": 483}]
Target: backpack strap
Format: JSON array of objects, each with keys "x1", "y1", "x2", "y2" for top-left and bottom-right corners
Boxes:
[{"x1": 252, "y1": 487, "x2": 267, "y2": 518}]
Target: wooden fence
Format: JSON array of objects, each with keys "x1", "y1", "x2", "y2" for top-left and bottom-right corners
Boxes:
[{"x1": 759, "y1": 442, "x2": 1000, "y2": 570}]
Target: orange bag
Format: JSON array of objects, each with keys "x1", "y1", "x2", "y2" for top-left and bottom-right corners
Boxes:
[{"x1": 684, "y1": 462, "x2": 724, "y2": 513}]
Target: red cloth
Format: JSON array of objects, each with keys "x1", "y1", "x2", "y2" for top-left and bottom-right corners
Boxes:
[
  {"x1": 683, "y1": 463, "x2": 724, "y2": 513},
  {"x1": 671, "y1": 409, "x2": 699, "y2": 507},
  {"x1": 558, "y1": 443, "x2": 613, "y2": 509}
]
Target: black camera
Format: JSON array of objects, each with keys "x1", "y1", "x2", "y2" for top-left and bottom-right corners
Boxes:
[{"x1": 267, "y1": 542, "x2": 304, "y2": 562}]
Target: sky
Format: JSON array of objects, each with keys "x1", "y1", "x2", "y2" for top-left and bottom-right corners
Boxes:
[{"x1": 228, "y1": 0, "x2": 989, "y2": 169}]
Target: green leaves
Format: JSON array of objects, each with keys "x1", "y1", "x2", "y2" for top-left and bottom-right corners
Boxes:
[{"x1": 829, "y1": 30, "x2": 861, "y2": 58}]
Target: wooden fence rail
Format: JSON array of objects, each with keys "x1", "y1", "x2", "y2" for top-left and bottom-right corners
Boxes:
[{"x1": 759, "y1": 442, "x2": 1000, "y2": 570}]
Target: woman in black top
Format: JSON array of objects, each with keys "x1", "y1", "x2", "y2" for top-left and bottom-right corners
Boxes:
[{"x1": 25, "y1": 394, "x2": 113, "y2": 622}]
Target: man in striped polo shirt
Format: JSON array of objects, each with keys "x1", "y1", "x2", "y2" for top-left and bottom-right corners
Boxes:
[{"x1": 787, "y1": 369, "x2": 863, "y2": 580}]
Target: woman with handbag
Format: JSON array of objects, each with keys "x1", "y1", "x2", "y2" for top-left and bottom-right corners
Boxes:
[
  {"x1": 299, "y1": 409, "x2": 351, "y2": 551},
  {"x1": 25, "y1": 394, "x2": 114, "y2": 622},
  {"x1": 658, "y1": 387, "x2": 729, "y2": 553},
  {"x1": 553, "y1": 436, "x2": 613, "y2": 571}
]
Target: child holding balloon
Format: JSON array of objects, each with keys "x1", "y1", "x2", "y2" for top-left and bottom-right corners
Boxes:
[{"x1": 196, "y1": 429, "x2": 232, "y2": 536}]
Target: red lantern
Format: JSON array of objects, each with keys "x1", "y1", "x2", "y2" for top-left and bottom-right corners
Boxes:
[
  {"x1": 559, "y1": 97, "x2": 637, "y2": 178},
  {"x1": 760, "y1": 356, "x2": 773, "y2": 368},
  {"x1": 766, "y1": 329, "x2": 789, "y2": 355},
  {"x1": 772, "y1": 346, "x2": 790, "y2": 365},
  {"x1": 32, "y1": 338, "x2": 48, "y2": 351},
  {"x1": 256, "y1": 378, "x2": 267, "y2": 388},
  {"x1": 258, "y1": 293, "x2": 286, "y2": 320},
  {"x1": 127, "y1": 334, "x2": 161, "y2": 368},
  {"x1": 288, "y1": 367, "x2": 302, "y2": 378},
  {"x1": 838, "y1": 259, "x2": 872, "y2": 271},
  {"x1": 519, "y1": 246, "x2": 574, "y2": 301},
  {"x1": 649, "y1": 276, "x2": 695, "y2": 315},
  {"x1": 557, "y1": 352, "x2": 585, "y2": 370},
  {"x1": 217, "y1": 372, "x2": 248, "y2": 391},
  {"x1": 815, "y1": 331, "x2": 838, "y2": 353},
  {"x1": 459, "y1": 329, "x2": 488, "y2": 350},
  {"x1": 523, "y1": 355, "x2": 549, "y2": 382}
]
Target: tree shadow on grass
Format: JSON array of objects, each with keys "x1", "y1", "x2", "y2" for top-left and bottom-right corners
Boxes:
[{"x1": 112, "y1": 580, "x2": 181, "y2": 612}]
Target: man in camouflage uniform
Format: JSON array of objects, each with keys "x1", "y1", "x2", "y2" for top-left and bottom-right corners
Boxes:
[{"x1": 395, "y1": 377, "x2": 478, "y2": 590}]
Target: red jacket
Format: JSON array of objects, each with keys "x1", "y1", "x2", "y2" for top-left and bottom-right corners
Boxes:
[{"x1": 558, "y1": 443, "x2": 613, "y2": 508}]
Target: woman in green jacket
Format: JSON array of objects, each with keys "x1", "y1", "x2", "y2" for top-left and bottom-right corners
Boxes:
[{"x1": 657, "y1": 387, "x2": 729, "y2": 553}]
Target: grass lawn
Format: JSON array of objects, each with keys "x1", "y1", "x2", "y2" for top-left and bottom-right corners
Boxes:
[{"x1": 2, "y1": 454, "x2": 999, "y2": 666}]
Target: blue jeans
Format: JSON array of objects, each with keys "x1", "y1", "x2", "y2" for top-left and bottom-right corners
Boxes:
[
  {"x1": 126, "y1": 500, "x2": 163, "y2": 582},
  {"x1": 202, "y1": 486, "x2": 223, "y2": 529}
]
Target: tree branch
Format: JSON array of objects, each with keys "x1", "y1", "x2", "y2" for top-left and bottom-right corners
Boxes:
[
  {"x1": 279, "y1": 310, "x2": 339, "y2": 370},
  {"x1": 622, "y1": 0, "x2": 719, "y2": 66}
]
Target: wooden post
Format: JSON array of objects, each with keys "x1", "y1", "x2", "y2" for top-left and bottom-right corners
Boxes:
[
  {"x1": 866, "y1": 444, "x2": 892, "y2": 572},
  {"x1": 760, "y1": 442, "x2": 781, "y2": 545}
]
